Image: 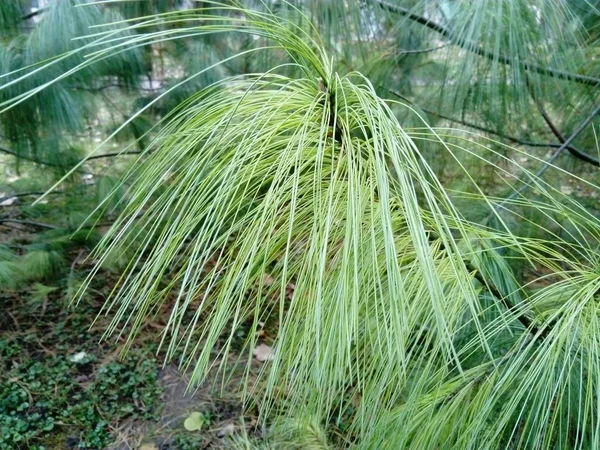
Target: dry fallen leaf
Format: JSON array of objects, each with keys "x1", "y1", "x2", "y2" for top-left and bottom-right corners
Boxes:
[
  {"x1": 253, "y1": 343, "x2": 274, "y2": 362},
  {"x1": 68, "y1": 351, "x2": 88, "y2": 363},
  {"x1": 262, "y1": 273, "x2": 275, "y2": 286},
  {"x1": 0, "y1": 194, "x2": 17, "y2": 206},
  {"x1": 217, "y1": 423, "x2": 236, "y2": 438},
  {"x1": 139, "y1": 444, "x2": 158, "y2": 450}
]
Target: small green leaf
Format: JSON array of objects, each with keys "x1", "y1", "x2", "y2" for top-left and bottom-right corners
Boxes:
[{"x1": 183, "y1": 412, "x2": 208, "y2": 432}]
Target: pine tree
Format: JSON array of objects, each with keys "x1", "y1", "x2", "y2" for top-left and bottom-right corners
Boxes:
[{"x1": 1, "y1": 1, "x2": 600, "y2": 448}]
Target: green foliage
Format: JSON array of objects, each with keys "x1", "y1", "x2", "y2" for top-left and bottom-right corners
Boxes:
[
  {"x1": 0, "y1": 0, "x2": 22, "y2": 36},
  {"x1": 0, "y1": 299, "x2": 163, "y2": 450},
  {"x1": 0, "y1": 351, "x2": 162, "y2": 449},
  {"x1": 163, "y1": 433, "x2": 208, "y2": 450},
  {"x1": 1, "y1": 1, "x2": 600, "y2": 449},
  {"x1": 225, "y1": 417, "x2": 331, "y2": 450},
  {"x1": 0, "y1": 228, "x2": 101, "y2": 288},
  {"x1": 0, "y1": 0, "x2": 147, "y2": 166},
  {"x1": 0, "y1": 245, "x2": 20, "y2": 288},
  {"x1": 17, "y1": 6, "x2": 591, "y2": 449}
]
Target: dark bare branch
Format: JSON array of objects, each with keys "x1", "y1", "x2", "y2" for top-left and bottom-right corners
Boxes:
[
  {"x1": 385, "y1": 88, "x2": 593, "y2": 154},
  {"x1": 85, "y1": 151, "x2": 144, "y2": 161},
  {"x1": 0, "y1": 218, "x2": 58, "y2": 230},
  {"x1": 21, "y1": 7, "x2": 45, "y2": 21},
  {"x1": 375, "y1": 0, "x2": 600, "y2": 87},
  {"x1": 499, "y1": 101, "x2": 600, "y2": 205},
  {"x1": 525, "y1": 79, "x2": 599, "y2": 167}
]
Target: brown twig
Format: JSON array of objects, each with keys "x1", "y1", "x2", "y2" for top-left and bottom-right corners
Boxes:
[
  {"x1": 86, "y1": 151, "x2": 144, "y2": 161},
  {"x1": 0, "y1": 219, "x2": 59, "y2": 230},
  {"x1": 396, "y1": 43, "x2": 450, "y2": 55},
  {"x1": 525, "y1": 78, "x2": 599, "y2": 167},
  {"x1": 0, "y1": 191, "x2": 64, "y2": 207},
  {"x1": 0, "y1": 146, "x2": 95, "y2": 175},
  {"x1": 486, "y1": 100, "x2": 600, "y2": 216},
  {"x1": 0, "y1": 144, "x2": 142, "y2": 167}
]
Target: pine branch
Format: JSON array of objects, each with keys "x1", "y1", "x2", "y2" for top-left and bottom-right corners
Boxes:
[
  {"x1": 386, "y1": 87, "x2": 595, "y2": 340},
  {"x1": 375, "y1": 0, "x2": 600, "y2": 87},
  {"x1": 429, "y1": 231, "x2": 551, "y2": 340},
  {"x1": 319, "y1": 78, "x2": 343, "y2": 143},
  {"x1": 21, "y1": 7, "x2": 45, "y2": 21},
  {"x1": 526, "y1": 79, "x2": 599, "y2": 166},
  {"x1": 385, "y1": 88, "x2": 592, "y2": 154},
  {"x1": 490, "y1": 101, "x2": 600, "y2": 212},
  {"x1": 396, "y1": 43, "x2": 449, "y2": 55},
  {"x1": 0, "y1": 145, "x2": 141, "y2": 167},
  {"x1": 85, "y1": 151, "x2": 144, "y2": 161},
  {"x1": 423, "y1": 110, "x2": 563, "y2": 148},
  {"x1": 520, "y1": 102, "x2": 600, "y2": 183},
  {"x1": 0, "y1": 218, "x2": 58, "y2": 230},
  {"x1": 0, "y1": 191, "x2": 64, "y2": 207},
  {"x1": 464, "y1": 258, "x2": 550, "y2": 340}
]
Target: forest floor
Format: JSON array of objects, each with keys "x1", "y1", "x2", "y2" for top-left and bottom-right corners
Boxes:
[{"x1": 0, "y1": 248, "x2": 266, "y2": 450}]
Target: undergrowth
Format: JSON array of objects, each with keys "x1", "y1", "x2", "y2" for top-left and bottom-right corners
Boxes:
[{"x1": 0, "y1": 284, "x2": 163, "y2": 450}]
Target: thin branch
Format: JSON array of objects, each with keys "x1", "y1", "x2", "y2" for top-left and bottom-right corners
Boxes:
[
  {"x1": 86, "y1": 150, "x2": 144, "y2": 161},
  {"x1": 520, "y1": 102, "x2": 600, "y2": 184},
  {"x1": 0, "y1": 144, "x2": 140, "y2": 166},
  {"x1": 319, "y1": 78, "x2": 343, "y2": 143},
  {"x1": 385, "y1": 88, "x2": 584, "y2": 151},
  {"x1": 0, "y1": 145, "x2": 91, "y2": 173},
  {"x1": 494, "y1": 101, "x2": 600, "y2": 209},
  {"x1": 0, "y1": 219, "x2": 58, "y2": 230},
  {"x1": 68, "y1": 249, "x2": 85, "y2": 282},
  {"x1": 21, "y1": 8, "x2": 45, "y2": 21},
  {"x1": 396, "y1": 43, "x2": 450, "y2": 55},
  {"x1": 0, "y1": 216, "x2": 121, "y2": 231},
  {"x1": 0, "y1": 146, "x2": 21, "y2": 158},
  {"x1": 526, "y1": 79, "x2": 599, "y2": 166},
  {"x1": 73, "y1": 83, "x2": 162, "y2": 93},
  {"x1": 424, "y1": 110, "x2": 563, "y2": 148},
  {"x1": 0, "y1": 191, "x2": 64, "y2": 207},
  {"x1": 375, "y1": 0, "x2": 600, "y2": 87}
]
